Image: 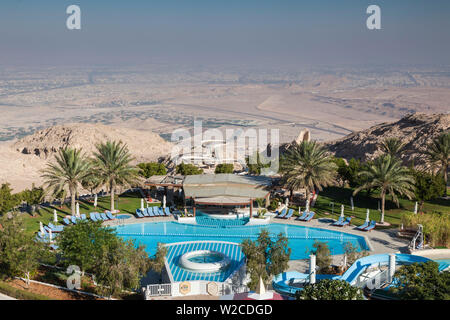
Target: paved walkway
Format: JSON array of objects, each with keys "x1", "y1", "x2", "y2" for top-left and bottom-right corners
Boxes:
[{"x1": 0, "y1": 292, "x2": 16, "y2": 300}]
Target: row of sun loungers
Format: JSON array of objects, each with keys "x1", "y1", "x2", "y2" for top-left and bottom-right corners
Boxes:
[
  {"x1": 89, "y1": 212, "x2": 116, "y2": 222},
  {"x1": 135, "y1": 206, "x2": 172, "y2": 218},
  {"x1": 355, "y1": 220, "x2": 376, "y2": 231},
  {"x1": 298, "y1": 211, "x2": 315, "y2": 222},
  {"x1": 63, "y1": 214, "x2": 86, "y2": 225},
  {"x1": 331, "y1": 216, "x2": 376, "y2": 231},
  {"x1": 332, "y1": 216, "x2": 352, "y2": 227},
  {"x1": 275, "y1": 208, "x2": 315, "y2": 222}
]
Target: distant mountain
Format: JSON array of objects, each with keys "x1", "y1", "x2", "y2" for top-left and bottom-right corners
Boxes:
[
  {"x1": 325, "y1": 113, "x2": 450, "y2": 166},
  {"x1": 13, "y1": 123, "x2": 173, "y2": 163},
  {"x1": 0, "y1": 123, "x2": 173, "y2": 191}
]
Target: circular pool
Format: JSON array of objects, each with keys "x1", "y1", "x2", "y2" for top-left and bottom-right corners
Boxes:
[{"x1": 179, "y1": 250, "x2": 231, "y2": 272}]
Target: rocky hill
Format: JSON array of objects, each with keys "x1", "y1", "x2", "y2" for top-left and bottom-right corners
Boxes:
[
  {"x1": 0, "y1": 123, "x2": 174, "y2": 191},
  {"x1": 326, "y1": 113, "x2": 450, "y2": 165}
]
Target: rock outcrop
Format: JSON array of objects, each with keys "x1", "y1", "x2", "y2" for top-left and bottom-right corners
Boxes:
[{"x1": 325, "y1": 113, "x2": 449, "y2": 166}]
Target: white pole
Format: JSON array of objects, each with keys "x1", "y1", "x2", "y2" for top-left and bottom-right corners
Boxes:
[
  {"x1": 414, "y1": 201, "x2": 418, "y2": 214},
  {"x1": 140, "y1": 198, "x2": 144, "y2": 211},
  {"x1": 94, "y1": 194, "x2": 98, "y2": 208},
  {"x1": 388, "y1": 254, "x2": 396, "y2": 283},
  {"x1": 309, "y1": 254, "x2": 316, "y2": 284},
  {"x1": 343, "y1": 254, "x2": 347, "y2": 268},
  {"x1": 305, "y1": 199, "x2": 310, "y2": 213},
  {"x1": 39, "y1": 222, "x2": 44, "y2": 236},
  {"x1": 49, "y1": 229, "x2": 53, "y2": 242},
  {"x1": 53, "y1": 209, "x2": 58, "y2": 223},
  {"x1": 350, "y1": 197, "x2": 354, "y2": 211},
  {"x1": 76, "y1": 202, "x2": 80, "y2": 218},
  {"x1": 163, "y1": 195, "x2": 166, "y2": 209},
  {"x1": 340, "y1": 205, "x2": 344, "y2": 218},
  {"x1": 285, "y1": 197, "x2": 289, "y2": 208},
  {"x1": 365, "y1": 209, "x2": 370, "y2": 223}
]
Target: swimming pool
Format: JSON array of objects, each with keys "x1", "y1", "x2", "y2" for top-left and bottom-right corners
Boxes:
[{"x1": 114, "y1": 221, "x2": 370, "y2": 260}]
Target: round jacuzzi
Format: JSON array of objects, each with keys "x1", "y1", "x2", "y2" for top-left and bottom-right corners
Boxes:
[{"x1": 179, "y1": 250, "x2": 231, "y2": 272}]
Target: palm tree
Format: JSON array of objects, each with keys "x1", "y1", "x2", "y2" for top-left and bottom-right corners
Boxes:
[
  {"x1": 380, "y1": 137, "x2": 406, "y2": 158},
  {"x1": 41, "y1": 148, "x2": 91, "y2": 215},
  {"x1": 280, "y1": 141, "x2": 337, "y2": 202},
  {"x1": 353, "y1": 155, "x2": 415, "y2": 224},
  {"x1": 423, "y1": 132, "x2": 449, "y2": 196},
  {"x1": 92, "y1": 140, "x2": 138, "y2": 212}
]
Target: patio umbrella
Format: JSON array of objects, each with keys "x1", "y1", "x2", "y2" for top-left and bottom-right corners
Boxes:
[
  {"x1": 49, "y1": 229, "x2": 53, "y2": 242},
  {"x1": 305, "y1": 199, "x2": 310, "y2": 213},
  {"x1": 39, "y1": 221, "x2": 44, "y2": 236},
  {"x1": 414, "y1": 201, "x2": 418, "y2": 214},
  {"x1": 350, "y1": 197, "x2": 354, "y2": 211},
  {"x1": 53, "y1": 209, "x2": 58, "y2": 223},
  {"x1": 256, "y1": 276, "x2": 266, "y2": 295},
  {"x1": 340, "y1": 205, "x2": 345, "y2": 218},
  {"x1": 285, "y1": 197, "x2": 289, "y2": 208},
  {"x1": 94, "y1": 194, "x2": 98, "y2": 207},
  {"x1": 365, "y1": 209, "x2": 370, "y2": 222},
  {"x1": 76, "y1": 202, "x2": 80, "y2": 218},
  {"x1": 163, "y1": 195, "x2": 166, "y2": 209},
  {"x1": 140, "y1": 198, "x2": 144, "y2": 211}
]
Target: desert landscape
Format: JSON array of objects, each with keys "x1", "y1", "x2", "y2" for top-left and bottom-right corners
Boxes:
[{"x1": 0, "y1": 64, "x2": 449, "y2": 191}]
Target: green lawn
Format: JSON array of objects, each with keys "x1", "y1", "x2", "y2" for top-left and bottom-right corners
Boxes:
[
  {"x1": 19, "y1": 191, "x2": 158, "y2": 235},
  {"x1": 293, "y1": 186, "x2": 449, "y2": 229}
]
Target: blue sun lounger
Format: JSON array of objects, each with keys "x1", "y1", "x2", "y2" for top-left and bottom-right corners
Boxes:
[
  {"x1": 276, "y1": 208, "x2": 287, "y2": 218},
  {"x1": 164, "y1": 207, "x2": 171, "y2": 216},
  {"x1": 94, "y1": 212, "x2": 103, "y2": 221},
  {"x1": 144, "y1": 207, "x2": 152, "y2": 217},
  {"x1": 363, "y1": 220, "x2": 376, "y2": 231},
  {"x1": 152, "y1": 207, "x2": 160, "y2": 216},
  {"x1": 90, "y1": 212, "x2": 99, "y2": 221},
  {"x1": 339, "y1": 217, "x2": 352, "y2": 227},
  {"x1": 303, "y1": 211, "x2": 316, "y2": 222},
  {"x1": 100, "y1": 213, "x2": 109, "y2": 221},
  {"x1": 297, "y1": 211, "x2": 309, "y2": 221},
  {"x1": 106, "y1": 212, "x2": 116, "y2": 220},
  {"x1": 141, "y1": 208, "x2": 149, "y2": 217},
  {"x1": 283, "y1": 209, "x2": 294, "y2": 219},
  {"x1": 356, "y1": 221, "x2": 370, "y2": 230},
  {"x1": 81, "y1": 214, "x2": 87, "y2": 220},
  {"x1": 156, "y1": 207, "x2": 163, "y2": 216},
  {"x1": 332, "y1": 216, "x2": 344, "y2": 226},
  {"x1": 135, "y1": 209, "x2": 144, "y2": 218},
  {"x1": 63, "y1": 218, "x2": 71, "y2": 225},
  {"x1": 48, "y1": 223, "x2": 64, "y2": 232},
  {"x1": 71, "y1": 216, "x2": 79, "y2": 224}
]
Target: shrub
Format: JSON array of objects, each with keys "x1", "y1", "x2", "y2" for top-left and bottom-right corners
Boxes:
[
  {"x1": 390, "y1": 261, "x2": 450, "y2": 300},
  {"x1": 310, "y1": 241, "x2": 332, "y2": 273},
  {"x1": 137, "y1": 162, "x2": 167, "y2": 178},
  {"x1": 296, "y1": 279, "x2": 364, "y2": 300},
  {"x1": 401, "y1": 212, "x2": 450, "y2": 247},
  {"x1": 214, "y1": 163, "x2": 234, "y2": 174},
  {"x1": 176, "y1": 163, "x2": 203, "y2": 175}
]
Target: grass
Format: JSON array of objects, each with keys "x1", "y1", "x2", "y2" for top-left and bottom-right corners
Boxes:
[
  {"x1": 0, "y1": 280, "x2": 51, "y2": 300},
  {"x1": 291, "y1": 186, "x2": 450, "y2": 229},
  {"x1": 19, "y1": 191, "x2": 158, "y2": 235}
]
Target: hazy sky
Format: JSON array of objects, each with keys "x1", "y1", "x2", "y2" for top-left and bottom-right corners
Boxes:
[{"x1": 1, "y1": 0, "x2": 449, "y2": 68}]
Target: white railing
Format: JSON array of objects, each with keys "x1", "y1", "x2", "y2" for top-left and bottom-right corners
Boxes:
[{"x1": 144, "y1": 283, "x2": 172, "y2": 298}]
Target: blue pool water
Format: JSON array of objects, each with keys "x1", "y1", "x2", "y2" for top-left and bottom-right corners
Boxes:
[{"x1": 113, "y1": 221, "x2": 369, "y2": 260}]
